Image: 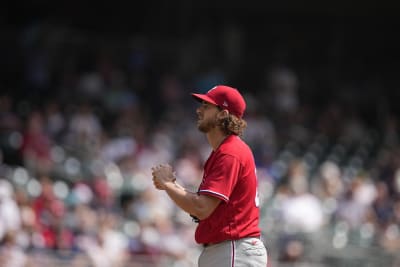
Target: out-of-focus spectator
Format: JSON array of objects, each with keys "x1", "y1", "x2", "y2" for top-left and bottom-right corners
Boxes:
[
  {"x1": 265, "y1": 66, "x2": 299, "y2": 116},
  {"x1": 0, "y1": 95, "x2": 22, "y2": 166},
  {"x1": 100, "y1": 136, "x2": 137, "y2": 164},
  {"x1": 312, "y1": 161, "x2": 345, "y2": 223},
  {"x1": 334, "y1": 176, "x2": 373, "y2": 229},
  {"x1": 372, "y1": 181, "x2": 394, "y2": 229},
  {"x1": 32, "y1": 176, "x2": 66, "y2": 249},
  {"x1": 44, "y1": 100, "x2": 66, "y2": 143},
  {"x1": 382, "y1": 114, "x2": 399, "y2": 147},
  {"x1": 20, "y1": 111, "x2": 53, "y2": 176},
  {"x1": 0, "y1": 95, "x2": 21, "y2": 133},
  {"x1": 316, "y1": 102, "x2": 344, "y2": 139},
  {"x1": 78, "y1": 212, "x2": 129, "y2": 267},
  {"x1": 269, "y1": 159, "x2": 324, "y2": 264},
  {"x1": 77, "y1": 72, "x2": 106, "y2": 102},
  {"x1": 66, "y1": 101, "x2": 102, "y2": 159},
  {"x1": 13, "y1": 186, "x2": 36, "y2": 250},
  {"x1": 0, "y1": 230, "x2": 27, "y2": 267},
  {"x1": 92, "y1": 177, "x2": 114, "y2": 208},
  {"x1": 280, "y1": 160, "x2": 324, "y2": 233},
  {"x1": 243, "y1": 92, "x2": 277, "y2": 167},
  {"x1": 0, "y1": 179, "x2": 22, "y2": 241}
]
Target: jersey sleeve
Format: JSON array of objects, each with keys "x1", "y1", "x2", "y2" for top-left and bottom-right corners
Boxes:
[{"x1": 198, "y1": 154, "x2": 240, "y2": 202}]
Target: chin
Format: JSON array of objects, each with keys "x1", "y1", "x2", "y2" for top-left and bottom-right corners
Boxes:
[{"x1": 197, "y1": 124, "x2": 208, "y2": 133}]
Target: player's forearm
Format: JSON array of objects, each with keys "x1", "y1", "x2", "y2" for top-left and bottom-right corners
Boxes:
[{"x1": 164, "y1": 181, "x2": 212, "y2": 220}]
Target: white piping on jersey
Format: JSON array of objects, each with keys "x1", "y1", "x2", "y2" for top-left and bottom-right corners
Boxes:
[
  {"x1": 198, "y1": 190, "x2": 229, "y2": 202},
  {"x1": 231, "y1": 240, "x2": 235, "y2": 267}
]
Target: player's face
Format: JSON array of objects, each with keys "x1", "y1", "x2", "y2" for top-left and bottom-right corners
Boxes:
[{"x1": 196, "y1": 101, "x2": 220, "y2": 133}]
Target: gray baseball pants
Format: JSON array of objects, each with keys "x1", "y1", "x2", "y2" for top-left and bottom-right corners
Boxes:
[{"x1": 198, "y1": 237, "x2": 268, "y2": 267}]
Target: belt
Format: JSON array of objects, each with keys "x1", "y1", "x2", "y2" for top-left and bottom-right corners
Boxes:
[{"x1": 203, "y1": 236, "x2": 261, "y2": 248}]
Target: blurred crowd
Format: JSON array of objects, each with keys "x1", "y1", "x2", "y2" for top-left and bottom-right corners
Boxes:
[{"x1": 1, "y1": 21, "x2": 400, "y2": 267}]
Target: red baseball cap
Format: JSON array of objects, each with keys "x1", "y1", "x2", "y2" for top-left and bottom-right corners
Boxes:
[{"x1": 191, "y1": 85, "x2": 246, "y2": 118}]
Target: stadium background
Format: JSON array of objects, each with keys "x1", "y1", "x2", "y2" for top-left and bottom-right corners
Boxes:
[{"x1": 1, "y1": 2, "x2": 400, "y2": 266}]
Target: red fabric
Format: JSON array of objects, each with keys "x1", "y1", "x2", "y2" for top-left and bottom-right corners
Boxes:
[
  {"x1": 21, "y1": 132, "x2": 52, "y2": 160},
  {"x1": 191, "y1": 85, "x2": 246, "y2": 118},
  {"x1": 195, "y1": 135, "x2": 261, "y2": 244}
]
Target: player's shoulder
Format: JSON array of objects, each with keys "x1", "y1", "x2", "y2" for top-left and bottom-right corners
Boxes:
[
  {"x1": 225, "y1": 135, "x2": 249, "y2": 147},
  {"x1": 220, "y1": 135, "x2": 252, "y2": 156}
]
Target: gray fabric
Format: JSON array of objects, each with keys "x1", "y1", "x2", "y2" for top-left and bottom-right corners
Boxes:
[{"x1": 198, "y1": 237, "x2": 268, "y2": 267}]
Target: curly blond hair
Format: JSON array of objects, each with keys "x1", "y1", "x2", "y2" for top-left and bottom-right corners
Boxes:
[{"x1": 217, "y1": 114, "x2": 247, "y2": 137}]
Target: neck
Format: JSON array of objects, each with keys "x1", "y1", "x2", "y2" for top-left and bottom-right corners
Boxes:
[{"x1": 206, "y1": 129, "x2": 229, "y2": 150}]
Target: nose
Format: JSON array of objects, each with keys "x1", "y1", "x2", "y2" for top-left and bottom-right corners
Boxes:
[{"x1": 196, "y1": 106, "x2": 202, "y2": 115}]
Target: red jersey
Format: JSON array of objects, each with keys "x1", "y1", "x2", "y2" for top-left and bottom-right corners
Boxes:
[{"x1": 195, "y1": 135, "x2": 261, "y2": 244}]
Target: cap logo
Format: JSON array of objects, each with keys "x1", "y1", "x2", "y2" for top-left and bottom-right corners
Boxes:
[{"x1": 223, "y1": 100, "x2": 228, "y2": 107}]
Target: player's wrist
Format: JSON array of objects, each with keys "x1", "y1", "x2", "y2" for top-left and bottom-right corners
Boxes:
[{"x1": 164, "y1": 180, "x2": 178, "y2": 191}]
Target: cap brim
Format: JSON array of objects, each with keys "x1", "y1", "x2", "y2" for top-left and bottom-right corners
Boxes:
[{"x1": 191, "y1": 93, "x2": 218, "y2": 106}]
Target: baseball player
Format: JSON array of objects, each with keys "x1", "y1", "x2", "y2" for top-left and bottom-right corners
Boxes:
[{"x1": 152, "y1": 85, "x2": 268, "y2": 267}]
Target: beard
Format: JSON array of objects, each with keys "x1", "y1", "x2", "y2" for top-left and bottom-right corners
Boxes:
[{"x1": 197, "y1": 116, "x2": 218, "y2": 133}]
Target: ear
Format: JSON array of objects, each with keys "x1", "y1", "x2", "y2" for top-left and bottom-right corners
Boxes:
[{"x1": 217, "y1": 109, "x2": 229, "y2": 120}]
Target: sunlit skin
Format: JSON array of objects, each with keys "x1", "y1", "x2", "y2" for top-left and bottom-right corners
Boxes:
[
  {"x1": 196, "y1": 101, "x2": 220, "y2": 133},
  {"x1": 151, "y1": 163, "x2": 220, "y2": 220},
  {"x1": 151, "y1": 100, "x2": 231, "y2": 220}
]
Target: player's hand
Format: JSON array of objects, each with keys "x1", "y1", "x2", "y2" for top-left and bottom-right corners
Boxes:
[{"x1": 151, "y1": 163, "x2": 176, "y2": 190}]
